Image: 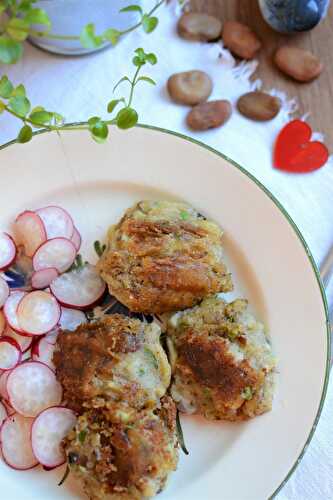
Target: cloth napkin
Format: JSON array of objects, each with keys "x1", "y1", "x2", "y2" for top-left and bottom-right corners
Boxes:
[{"x1": 0, "y1": 1, "x2": 332, "y2": 498}]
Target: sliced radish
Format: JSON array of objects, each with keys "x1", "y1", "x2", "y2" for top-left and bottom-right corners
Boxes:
[
  {"x1": 0, "y1": 337, "x2": 22, "y2": 370},
  {"x1": 1, "y1": 414, "x2": 38, "y2": 470},
  {"x1": 60, "y1": 307, "x2": 86, "y2": 331},
  {"x1": 0, "y1": 400, "x2": 7, "y2": 427},
  {"x1": 32, "y1": 337, "x2": 55, "y2": 370},
  {"x1": 4, "y1": 326, "x2": 32, "y2": 353},
  {"x1": 36, "y1": 206, "x2": 74, "y2": 240},
  {"x1": 31, "y1": 407, "x2": 76, "y2": 468},
  {"x1": 7, "y1": 361, "x2": 62, "y2": 417},
  {"x1": 14, "y1": 211, "x2": 47, "y2": 258},
  {"x1": 0, "y1": 233, "x2": 17, "y2": 271},
  {"x1": 50, "y1": 264, "x2": 106, "y2": 310},
  {"x1": 4, "y1": 291, "x2": 26, "y2": 333},
  {"x1": 44, "y1": 329, "x2": 59, "y2": 345},
  {"x1": 0, "y1": 276, "x2": 10, "y2": 308},
  {"x1": 0, "y1": 310, "x2": 6, "y2": 334},
  {"x1": 17, "y1": 291, "x2": 61, "y2": 336},
  {"x1": 71, "y1": 226, "x2": 82, "y2": 251},
  {"x1": 2, "y1": 400, "x2": 15, "y2": 416},
  {"x1": 0, "y1": 370, "x2": 11, "y2": 401},
  {"x1": 31, "y1": 267, "x2": 59, "y2": 290},
  {"x1": 33, "y1": 238, "x2": 76, "y2": 274}
]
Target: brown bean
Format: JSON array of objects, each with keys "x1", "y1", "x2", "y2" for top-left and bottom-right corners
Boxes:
[
  {"x1": 237, "y1": 92, "x2": 281, "y2": 121},
  {"x1": 187, "y1": 100, "x2": 232, "y2": 131},
  {"x1": 177, "y1": 13, "x2": 222, "y2": 42},
  {"x1": 223, "y1": 21, "x2": 261, "y2": 60},
  {"x1": 274, "y1": 46, "x2": 323, "y2": 82},
  {"x1": 167, "y1": 71, "x2": 213, "y2": 106}
]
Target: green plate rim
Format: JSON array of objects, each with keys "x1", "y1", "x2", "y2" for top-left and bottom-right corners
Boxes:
[{"x1": 0, "y1": 123, "x2": 331, "y2": 499}]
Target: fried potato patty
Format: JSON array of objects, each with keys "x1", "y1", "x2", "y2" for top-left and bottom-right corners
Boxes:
[
  {"x1": 96, "y1": 200, "x2": 233, "y2": 314},
  {"x1": 64, "y1": 396, "x2": 178, "y2": 500},
  {"x1": 167, "y1": 296, "x2": 276, "y2": 421},
  {"x1": 53, "y1": 315, "x2": 171, "y2": 413}
]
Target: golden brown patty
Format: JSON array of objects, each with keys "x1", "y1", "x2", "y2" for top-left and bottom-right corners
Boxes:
[
  {"x1": 96, "y1": 200, "x2": 233, "y2": 314},
  {"x1": 53, "y1": 315, "x2": 171, "y2": 413},
  {"x1": 64, "y1": 396, "x2": 178, "y2": 500},
  {"x1": 167, "y1": 296, "x2": 276, "y2": 421}
]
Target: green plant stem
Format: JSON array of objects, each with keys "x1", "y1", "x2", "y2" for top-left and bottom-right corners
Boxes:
[{"x1": 128, "y1": 66, "x2": 141, "y2": 107}]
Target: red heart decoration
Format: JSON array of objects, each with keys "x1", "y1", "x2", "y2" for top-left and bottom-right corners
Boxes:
[{"x1": 274, "y1": 120, "x2": 329, "y2": 173}]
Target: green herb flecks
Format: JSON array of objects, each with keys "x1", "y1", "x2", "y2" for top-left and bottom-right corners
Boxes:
[
  {"x1": 180, "y1": 210, "x2": 189, "y2": 221},
  {"x1": 176, "y1": 410, "x2": 189, "y2": 455},
  {"x1": 78, "y1": 430, "x2": 87, "y2": 444},
  {"x1": 241, "y1": 386, "x2": 253, "y2": 400},
  {"x1": 94, "y1": 240, "x2": 106, "y2": 258},
  {"x1": 68, "y1": 254, "x2": 86, "y2": 272}
]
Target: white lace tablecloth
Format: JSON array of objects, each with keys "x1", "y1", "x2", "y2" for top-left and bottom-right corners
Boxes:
[{"x1": 0, "y1": 2, "x2": 332, "y2": 498}]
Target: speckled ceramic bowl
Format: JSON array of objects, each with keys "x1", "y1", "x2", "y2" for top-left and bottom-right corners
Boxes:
[{"x1": 258, "y1": 0, "x2": 330, "y2": 33}]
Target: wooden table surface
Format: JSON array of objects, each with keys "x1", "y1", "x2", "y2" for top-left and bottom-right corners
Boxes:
[{"x1": 190, "y1": 0, "x2": 333, "y2": 151}]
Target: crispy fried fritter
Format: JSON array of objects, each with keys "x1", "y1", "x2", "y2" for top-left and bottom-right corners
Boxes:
[
  {"x1": 53, "y1": 315, "x2": 170, "y2": 413},
  {"x1": 64, "y1": 396, "x2": 178, "y2": 500},
  {"x1": 96, "y1": 201, "x2": 233, "y2": 314},
  {"x1": 167, "y1": 296, "x2": 276, "y2": 421}
]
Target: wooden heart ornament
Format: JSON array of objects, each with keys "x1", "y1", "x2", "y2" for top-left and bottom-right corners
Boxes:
[{"x1": 274, "y1": 120, "x2": 329, "y2": 173}]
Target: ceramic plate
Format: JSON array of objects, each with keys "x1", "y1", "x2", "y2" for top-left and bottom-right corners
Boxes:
[{"x1": 0, "y1": 125, "x2": 330, "y2": 500}]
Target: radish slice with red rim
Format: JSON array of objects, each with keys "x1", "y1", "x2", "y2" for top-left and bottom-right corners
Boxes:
[
  {"x1": 17, "y1": 291, "x2": 61, "y2": 336},
  {"x1": 1, "y1": 414, "x2": 38, "y2": 470},
  {"x1": 32, "y1": 337, "x2": 55, "y2": 370},
  {"x1": 50, "y1": 264, "x2": 106, "y2": 310},
  {"x1": 0, "y1": 369, "x2": 11, "y2": 401},
  {"x1": 0, "y1": 277, "x2": 10, "y2": 308},
  {"x1": 0, "y1": 233, "x2": 16, "y2": 271},
  {"x1": 33, "y1": 238, "x2": 76, "y2": 274},
  {"x1": 7, "y1": 361, "x2": 62, "y2": 417},
  {"x1": 36, "y1": 206, "x2": 74, "y2": 240},
  {"x1": 0, "y1": 337, "x2": 22, "y2": 370},
  {"x1": 0, "y1": 310, "x2": 6, "y2": 334},
  {"x1": 0, "y1": 400, "x2": 7, "y2": 427},
  {"x1": 71, "y1": 227, "x2": 81, "y2": 251},
  {"x1": 31, "y1": 267, "x2": 59, "y2": 290},
  {"x1": 14, "y1": 211, "x2": 47, "y2": 258},
  {"x1": 60, "y1": 307, "x2": 86, "y2": 331},
  {"x1": 3, "y1": 291, "x2": 26, "y2": 334},
  {"x1": 31, "y1": 407, "x2": 76, "y2": 468},
  {"x1": 4, "y1": 326, "x2": 33, "y2": 353}
]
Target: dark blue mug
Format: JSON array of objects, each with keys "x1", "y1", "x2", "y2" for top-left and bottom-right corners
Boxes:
[{"x1": 258, "y1": 0, "x2": 330, "y2": 33}]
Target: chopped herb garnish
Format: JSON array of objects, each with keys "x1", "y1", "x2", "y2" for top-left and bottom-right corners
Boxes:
[
  {"x1": 139, "y1": 367, "x2": 146, "y2": 376},
  {"x1": 58, "y1": 465, "x2": 70, "y2": 486},
  {"x1": 68, "y1": 254, "x2": 85, "y2": 272},
  {"x1": 94, "y1": 240, "x2": 106, "y2": 258},
  {"x1": 176, "y1": 410, "x2": 189, "y2": 455},
  {"x1": 241, "y1": 386, "x2": 253, "y2": 400},
  {"x1": 180, "y1": 210, "x2": 189, "y2": 221},
  {"x1": 144, "y1": 347, "x2": 158, "y2": 369},
  {"x1": 78, "y1": 430, "x2": 87, "y2": 444}
]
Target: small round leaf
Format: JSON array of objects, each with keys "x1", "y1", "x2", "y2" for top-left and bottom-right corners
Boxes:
[
  {"x1": 17, "y1": 124, "x2": 33, "y2": 143},
  {"x1": 116, "y1": 108, "x2": 138, "y2": 129}
]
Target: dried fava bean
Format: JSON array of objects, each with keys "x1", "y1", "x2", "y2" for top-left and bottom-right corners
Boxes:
[
  {"x1": 237, "y1": 92, "x2": 281, "y2": 121},
  {"x1": 223, "y1": 21, "x2": 261, "y2": 60},
  {"x1": 187, "y1": 100, "x2": 232, "y2": 131},
  {"x1": 274, "y1": 46, "x2": 323, "y2": 82},
  {"x1": 177, "y1": 13, "x2": 222, "y2": 42},
  {"x1": 167, "y1": 71, "x2": 213, "y2": 105}
]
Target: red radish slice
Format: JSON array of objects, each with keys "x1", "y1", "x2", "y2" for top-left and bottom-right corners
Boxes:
[
  {"x1": 1, "y1": 414, "x2": 38, "y2": 470},
  {"x1": 17, "y1": 291, "x2": 61, "y2": 336},
  {"x1": 0, "y1": 233, "x2": 16, "y2": 271},
  {"x1": 31, "y1": 407, "x2": 76, "y2": 468},
  {"x1": 60, "y1": 307, "x2": 86, "y2": 331},
  {"x1": 31, "y1": 267, "x2": 59, "y2": 290},
  {"x1": 32, "y1": 337, "x2": 55, "y2": 370},
  {"x1": 7, "y1": 361, "x2": 62, "y2": 417},
  {"x1": 0, "y1": 337, "x2": 22, "y2": 370},
  {"x1": 0, "y1": 400, "x2": 7, "y2": 427},
  {"x1": 33, "y1": 238, "x2": 76, "y2": 274},
  {"x1": 0, "y1": 310, "x2": 6, "y2": 334},
  {"x1": 4, "y1": 326, "x2": 32, "y2": 353},
  {"x1": 44, "y1": 329, "x2": 59, "y2": 345},
  {"x1": 71, "y1": 226, "x2": 81, "y2": 251},
  {"x1": 36, "y1": 206, "x2": 74, "y2": 240},
  {"x1": 50, "y1": 264, "x2": 106, "y2": 310},
  {"x1": 0, "y1": 277, "x2": 9, "y2": 308},
  {"x1": 3, "y1": 291, "x2": 26, "y2": 333},
  {"x1": 0, "y1": 370, "x2": 11, "y2": 401},
  {"x1": 3, "y1": 400, "x2": 15, "y2": 416},
  {"x1": 14, "y1": 211, "x2": 47, "y2": 258}
]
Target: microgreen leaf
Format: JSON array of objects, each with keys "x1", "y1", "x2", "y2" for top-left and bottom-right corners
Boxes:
[
  {"x1": 136, "y1": 76, "x2": 156, "y2": 86},
  {"x1": 0, "y1": 36, "x2": 23, "y2": 64},
  {"x1": 180, "y1": 210, "x2": 189, "y2": 221},
  {"x1": 9, "y1": 95, "x2": 31, "y2": 116},
  {"x1": 29, "y1": 110, "x2": 53, "y2": 125},
  {"x1": 241, "y1": 386, "x2": 253, "y2": 400},
  {"x1": 146, "y1": 52, "x2": 157, "y2": 65},
  {"x1": 0, "y1": 101, "x2": 5, "y2": 114},
  {"x1": 107, "y1": 98, "x2": 124, "y2": 113},
  {"x1": 113, "y1": 76, "x2": 131, "y2": 93},
  {"x1": 78, "y1": 430, "x2": 87, "y2": 444},
  {"x1": 11, "y1": 84, "x2": 26, "y2": 97},
  {"x1": 94, "y1": 240, "x2": 106, "y2": 257},
  {"x1": 0, "y1": 76, "x2": 14, "y2": 98},
  {"x1": 17, "y1": 124, "x2": 33, "y2": 143},
  {"x1": 116, "y1": 107, "x2": 138, "y2": 129},
  {"x1": 142, "y1": 14, "x2": 158, "y2": 34},
  {"x1": 88, "y1": 116, "x2": 108, "y2": 143},
  {"x1": 119, "y1": 5, "x2": 143, "y2": 14},
  {"x1": 6, "y1": 18, "x2": 30, "y2": 42},
  {"x1": 103, "y1": 28, "x2": 120, "y2": 46},
  {"x1": 80, "y1": 23, "x2": 103, "y2": 49},
  {"x1": 24, "y1": 8, "x2": 51, "y2": 27}
]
